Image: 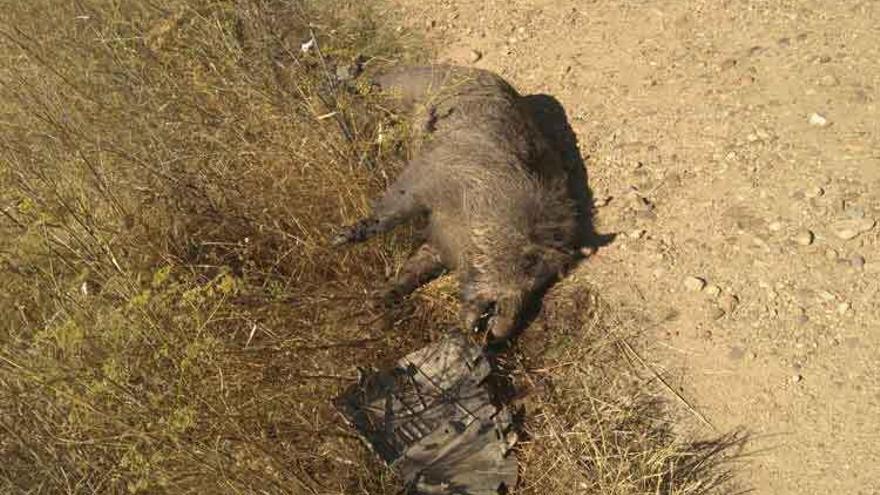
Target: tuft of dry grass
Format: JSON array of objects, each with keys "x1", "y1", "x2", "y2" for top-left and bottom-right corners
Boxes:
[
  {"x1": 510, "y1": 284, "x2": 746, "y2": 494},
  {"x1": 0, "y1": 1, "x2": 742, "y2": 493}
]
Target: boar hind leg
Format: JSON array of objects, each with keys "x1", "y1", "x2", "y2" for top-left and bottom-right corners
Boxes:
[{"x1": 380, "y1": 243, "x2": 446, "y2": 305}]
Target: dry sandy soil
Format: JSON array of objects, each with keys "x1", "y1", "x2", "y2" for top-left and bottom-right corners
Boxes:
[{"x1": 381, "y1": 0, "x2": 879, "y2": 493}]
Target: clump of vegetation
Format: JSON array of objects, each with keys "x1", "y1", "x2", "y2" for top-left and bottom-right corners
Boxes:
[{"x1": 0, "y1": 1, "x2": 741, "y2": 493}]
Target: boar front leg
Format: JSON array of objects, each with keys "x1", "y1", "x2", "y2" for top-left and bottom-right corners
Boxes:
[{"x1": 331, "y1": 171, "x2": 428, "y2": 246}]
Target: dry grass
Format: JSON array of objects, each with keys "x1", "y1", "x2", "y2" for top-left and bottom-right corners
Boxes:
[
  {"x1": 0, "y1": 1, "x2": 742, "y2": 493},
  {"x1": 510, "y1": 284, "x2": 746, "y2": 494}
]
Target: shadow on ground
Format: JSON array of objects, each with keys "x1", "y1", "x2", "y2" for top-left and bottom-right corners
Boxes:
[{"x1": 492, "y1": 93, "x2": 615, "y2": 346}]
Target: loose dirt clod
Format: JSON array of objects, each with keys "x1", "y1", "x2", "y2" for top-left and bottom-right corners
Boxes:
[
  {"x1": 808, "y1": 112, "x2": 829, "y2": 126},
  {"x1": 832, "y1": 218, "x2": 875, "y2": 240},
  {"x1": 794, "y1": 229, "x2": 814, "y2": 246},
  {"x1": 705, "y1": 284, "x2": 722, "y2": 298},
  {"x1": 683, "y1": 276, "x2": 706, "y2": 292},
  {"x1": 719, "y1": 294, "x2": 740, "y2": 313}
]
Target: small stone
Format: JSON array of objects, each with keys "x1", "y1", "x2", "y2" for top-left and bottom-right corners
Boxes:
[
  {"x1": 808, "y1": 113, "x2": 829, "y2": 127},
  {"x1": 793, "y1": 229, "x2": 814, "y2": 246},
  {"x1": 629, "y1": 229, "x2": 646, "y2": 240},
  {"x1": 832, "y1": 218, "x2": 876, "y2": 240},
  {"x1": 804, "y1": 186, "x2": 824, "y2": 199},
  {"x1": 468, "y1": 49, "x2": 483, "y2": 63},
  {"x1": 719, "y1": 294, "x2": 739, "y2": 313},
  {"x1": 837, "y1": 302, "x2": 851, "y2": 315},
  {"x1": 850, "y1": 255, "x2": 866, "y2": 269},
  {"x1": 792, "y1": 374, "x2": 803, "y2": 384},
  {"x1": 683, "y1": 276, "x2": 706, "y2": 292},
  {"x1": 704, "y1": 284, "x2": 722, "y2": 298},
  {"x1": 426, "y1": 19, "x2": 437, "y2": 29},
  {"x1": 593, "y1": 196, "x2": 611, "y2": 208}
]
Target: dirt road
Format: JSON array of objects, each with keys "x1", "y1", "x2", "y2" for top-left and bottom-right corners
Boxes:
[{"x1": 382, "y1": 0, "x2": 879, "y2": 493}]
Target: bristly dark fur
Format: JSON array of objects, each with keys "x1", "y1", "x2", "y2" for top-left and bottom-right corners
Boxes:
[{"x1": 333, "y1": 64, "x2": 578, "y2": 343}]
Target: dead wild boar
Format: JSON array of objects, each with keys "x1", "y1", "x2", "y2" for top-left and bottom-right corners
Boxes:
[{"x1": 333, "y1": 64, "x2": 578, "y2": 343}]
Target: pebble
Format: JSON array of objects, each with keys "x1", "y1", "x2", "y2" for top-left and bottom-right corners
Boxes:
[
  {"x1": 851, "y1": 255, "x2": 866, "y2": 269},
  {"x1": 683, "y1": 276, "x2": 706, "y2": 292},
  {"x1": 793, "y1": 229, "x2": 814, "y2": 246},
  {"x1": 837, "y1": 302, "x2": 851, "y2": 315},
  {"x1": 832, "y1": 218, "x2": 876, "y2": 240},
  {"x1": 468, "y1": 49, "x2": 483, "y2": 63},
  {"x1": 704, "y1": 284, "x2": 722, "y2": 298},
  {"x1": 804, "y1": 186, "x2": 825, "y2": 199},
  {"x1": 808, "y1": 113, "x2": 829, "y2": 127},
  {"x1": 629, "y1": 229, "x2": 646, "y2": 240},
  {"x1": 792, "y1": 374, "x2": 803, "y2": 384},
  {"x1": 593, "y1": 196, "x2": 611, "y2": 208},
  {"x1": 719, "y1": 294, "x2": 739, "y2": 313},
  {"x1": 710, "y1": 307, "x2": 726, "y2": 320}
]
